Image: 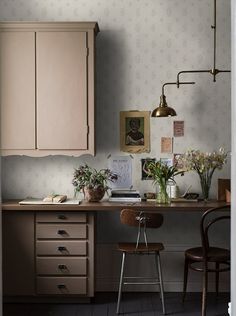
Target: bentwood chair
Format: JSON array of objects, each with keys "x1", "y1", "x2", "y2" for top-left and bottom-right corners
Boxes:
[
  {"x1": 116, "y1": 209, "x2": 166, "y2": 314},
  {"x1": 183, "y1": 205, "x2": 230, "y2": 316}
]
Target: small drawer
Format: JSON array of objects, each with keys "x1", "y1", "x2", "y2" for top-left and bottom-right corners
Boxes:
[
  {"x1": 37, "y1": 257, "x2": 87, "y2": 275},
  {"x1": 36, "y1": 240, "x2": 87, "y2": 256},
  {"x1": 36, "y1": 224, "x2": 87, "y2": 239},
  {"x1": 36, "y1": 212, "x2": 87, "y2": 223},
  {"x1": 37, "y1": 277, "x2": 87, "y2": 295}
]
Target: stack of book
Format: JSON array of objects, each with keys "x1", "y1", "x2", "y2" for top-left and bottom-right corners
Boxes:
[{"x1": 108, "y1": 190, "x2": 141, "y2": 202}]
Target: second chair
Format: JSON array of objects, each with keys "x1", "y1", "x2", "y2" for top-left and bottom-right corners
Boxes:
[
  {"x1": 116, "y1": 208, "x2": 166, "y2": 314},
  {"x1": 183, "y1": 205, "x2": 230, "y2": 316}
]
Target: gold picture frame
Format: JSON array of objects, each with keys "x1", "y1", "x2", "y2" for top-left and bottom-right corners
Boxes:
[{"x1": 120, "y1": 111, "x2": 150, "y2": 153}]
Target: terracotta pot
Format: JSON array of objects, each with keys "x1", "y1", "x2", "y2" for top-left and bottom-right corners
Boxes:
[{"x1": 83, "y1": 187, "x2": 105, "y2": 202}]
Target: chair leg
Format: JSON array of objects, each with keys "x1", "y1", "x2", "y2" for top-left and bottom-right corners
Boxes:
[
  {"x1": 182, "y1": 257, "x2": 189, "y2": 302},
  {"x1": 116, "y1": 252, "x2": 126, "y2": 314},
  {"x1": 215, "y1": 262, "x2": 219, "y2": 297},
  {"x1": 202, "y1": 265, "x2": 208, "y2": 316},
  {"x1": 155, "y1": 252, "x2": 166, "y2": 315}
]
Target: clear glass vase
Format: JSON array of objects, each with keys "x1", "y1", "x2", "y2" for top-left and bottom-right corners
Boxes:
[
  {"x1": 199, "y1": 173, "x2": 213, "y2": 201},
  {"x1": 156, "y1": 182, "x2": 170, "y2": 204}
]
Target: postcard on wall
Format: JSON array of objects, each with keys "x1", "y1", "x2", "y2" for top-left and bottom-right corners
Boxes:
[
  {"x1": 173, "y1": 153, "x2": 184, "y2": 169},
  {"x1": 173, "y1": 120, "x2": 184, "y2": 137},
  {"x1": 161, "y1": 137, "x2": 173, "y2": 153},
  {"x1": 160, "y1": 157, "x2": 173, "y2": 167},
  {"x1": 120, "y1": 111, "x2": 150, "y2": 153},
  {"x1": 108, "y1": 155, "x2": 132, "y2": 189}
]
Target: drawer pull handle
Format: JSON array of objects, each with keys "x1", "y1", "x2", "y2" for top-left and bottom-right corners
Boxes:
[
  {"x1": 58, "y1": 264, "x2": 67, "y2": 270},
  {"x1": 57, "y1": 284, "x2": 66, "y2": 289},
  {"x1": 58, "y1": 230, "x2": 66, "y2": 235},
  {"x1": 58, "y1": 215, "x2": 67, "y2": 220},
  {"x1": 58, "y1": 246, "x2": 66, "y2": 251}
]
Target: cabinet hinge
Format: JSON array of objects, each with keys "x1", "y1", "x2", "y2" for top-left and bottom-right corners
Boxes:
[
  {"x1": 87, "y1": 48, "x2": 89, "y2": 56},
  {"x1": 87, "y1": 126, "x2": 89, "y2": 134}
]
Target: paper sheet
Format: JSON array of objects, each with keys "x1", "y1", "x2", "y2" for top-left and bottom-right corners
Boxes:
[
  {"x1": 108, "y1": 156, "x2": 132, "y2": 189},
  {"x1": 19, "y1": 198, "x2": 81, "y2": 205},
  {"x1": 161, "y1": 137, "x2": 173, "y2": 153}
]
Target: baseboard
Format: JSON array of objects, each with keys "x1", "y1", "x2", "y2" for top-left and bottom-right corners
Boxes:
[{"x1": 95, "y1": 243, "x2": 230, "y2": 292}]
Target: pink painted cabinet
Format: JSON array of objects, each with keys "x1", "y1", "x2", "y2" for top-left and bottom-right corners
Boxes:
[{"x1": 0, "y1": 22, "x2": 99, "y2": 156}]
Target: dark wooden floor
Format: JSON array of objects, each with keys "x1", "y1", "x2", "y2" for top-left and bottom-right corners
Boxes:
[{"x1": 3, "y1": 292, "x2": 229, "y2": 316}]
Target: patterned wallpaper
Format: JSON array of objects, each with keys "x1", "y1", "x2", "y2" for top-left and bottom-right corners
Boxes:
[{"x1": 0, "y1": 0, "x2": 231, "y2": 199}]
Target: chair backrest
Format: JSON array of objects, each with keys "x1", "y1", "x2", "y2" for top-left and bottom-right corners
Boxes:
[
  {"x1": 200, "y1": 205, "x2": 230, "y2": 256},
  {"x1": 120, "y1": 209, "x2": 164, "y2": 248},
  {"x1": 120, "y1": 209, "x2": 163, "y2": 228}
]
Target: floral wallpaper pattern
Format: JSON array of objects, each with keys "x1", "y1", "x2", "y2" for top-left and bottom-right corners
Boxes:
[{"x1": 0, "y1": 0, "x2": 231, "y2": 199}]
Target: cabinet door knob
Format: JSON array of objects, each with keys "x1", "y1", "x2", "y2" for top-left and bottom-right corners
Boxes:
[
  {"x1": 57, "y1": 284, "x2": 66, "y2": 289},
  {"x1": 57, "y1": 230, "x2": 66, "y2": 235},
  {"x1": 58, "y1": 246, "x2": 66, "y2": 251},
  {"x1": 58, "y1": 215, "x2": 66, "y2": 220},
  {"x1": 58, "y1": 264, "x2": 67, "y2": 270}
]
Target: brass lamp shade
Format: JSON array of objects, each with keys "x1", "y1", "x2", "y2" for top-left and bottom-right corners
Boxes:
[{"x1": 151, "y1": 95, "x2": 177, "y2": 117}]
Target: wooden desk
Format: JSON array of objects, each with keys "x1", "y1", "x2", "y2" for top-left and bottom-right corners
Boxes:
[
  {"x1": 1, "y1": 199, "x2": 229, "y2": 212},
  {"x1": 1, "y1": 200, "x2": 230, "y2": 301}
]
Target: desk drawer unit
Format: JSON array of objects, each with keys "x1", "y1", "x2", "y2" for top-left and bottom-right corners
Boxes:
[
  {"x1": 36, "y1": 212, "x2": 87, "y2": 223},
  {"x1": 36, "y1": 224, "x2": 87, "y2": 239},
  {"x1": 35, "y1": 212, "x2": 94, "y2": 297},
  {"x1": 36, "y1": 240, "x2": 87, "y2": 256},
  {"x1": 37, "y1": 277, "x2": 87, "y2": 295},
  {"x1": 37, "y1": 257, "x2": 87, "y2": 275}
]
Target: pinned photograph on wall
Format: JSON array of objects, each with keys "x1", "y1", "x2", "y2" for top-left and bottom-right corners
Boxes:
[
  {"x1": 141, "y1": 158, "x2": 156, "y2": 180},
  {"x1": 108, "y1": 155, "x2": 132, "y2": 189},
  {"x1": 173, "y1": 120, "x2": 184, "y2": 137},
  {"x1": 161, "y1": 137, "x2": 173, "y2": 153},
  {"x1": 120, "y1": 111, "x2": 150, "y2": 153},
  {"x1": 160, "y1": 157, "x2": 173, "y2": 167},
  {"x1": 173, "y1": 153, "x2": 184, "y2": 170}
]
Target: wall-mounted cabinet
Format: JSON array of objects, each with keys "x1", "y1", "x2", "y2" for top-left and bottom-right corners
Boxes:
[{"x1": 0, "y1": 22, "x2": 99, "y2": 156}]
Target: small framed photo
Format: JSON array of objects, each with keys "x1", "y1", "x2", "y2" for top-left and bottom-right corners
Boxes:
[
  {"x1": 120, "y1": 111, "x2": 150, "y2": 153},
  {"x1": 160, "y1": 157, "x2": 173, "y2": 167},
  {"x1": 141, "y1": 158, "x2": 156, "y2": 180}
]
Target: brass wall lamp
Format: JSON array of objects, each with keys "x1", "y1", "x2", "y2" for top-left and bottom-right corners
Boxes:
[
  {"x1": 151, "y1": 0, "x2": 231, "y2": 118},
  {"x1": 151, "y1": 81, "x2": 195, "y2": 117}
]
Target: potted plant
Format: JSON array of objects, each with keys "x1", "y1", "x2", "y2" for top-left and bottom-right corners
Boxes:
[
  {"x1": 144, "y1": 160, "x2": 184, "y2": 204},
  {"x1": 72, "y1": 164, "x2": 118, "y2": 202}
]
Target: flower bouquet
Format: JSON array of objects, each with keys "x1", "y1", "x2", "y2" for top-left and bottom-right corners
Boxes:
[
  {"x1": 144, "y1": 160, "x2": 184, "y2": 204},
  {"x1": 178, "y1": 148, "x2": 227, "y2": 200}
]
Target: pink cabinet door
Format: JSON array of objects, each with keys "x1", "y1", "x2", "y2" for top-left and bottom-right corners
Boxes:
[
  {"x1": 36, "y1": 31, "x2": 88, "y2": 150},
  {"x1": 0, "y1": 31, "x2": 35, "y2": 150}
]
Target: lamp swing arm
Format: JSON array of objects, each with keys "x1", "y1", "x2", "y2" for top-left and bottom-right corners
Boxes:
[
  {"x1": 161, "y1": 81, "x2": 195, "y2": 96},
  {"x1": 176, "y1": 0, "x2": 230, "y2": 88},
  {"x1": 151, "y1": 0, "x2": 230, "y2": 118}
]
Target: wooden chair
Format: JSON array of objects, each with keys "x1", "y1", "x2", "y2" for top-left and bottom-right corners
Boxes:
[
  {"x1": 116, "y1": 209, "x2": 166, "y2": 314},
  {"x1": 183, "y1": 205, "x2": 230, "y2": 316}
]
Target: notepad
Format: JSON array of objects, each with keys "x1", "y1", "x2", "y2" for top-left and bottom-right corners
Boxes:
[{"x1": 19, "y1": 198, "x2": 81, "y2": 205}]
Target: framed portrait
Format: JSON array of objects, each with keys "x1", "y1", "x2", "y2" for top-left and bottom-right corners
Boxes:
[
  {"x1": 141, "y1": 158, "x2": 156, "y2": 180},
  {"x1": 120, "y1": 111, "x2": 150, "y2": 153}
]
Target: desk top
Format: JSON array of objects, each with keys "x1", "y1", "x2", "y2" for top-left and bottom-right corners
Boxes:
[{"x1": 1, "y1": 200, "x2": 230, "y2": 212}]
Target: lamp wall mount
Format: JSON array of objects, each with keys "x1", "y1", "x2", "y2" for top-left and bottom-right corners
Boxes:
[{"x1": 152, "y1": 0, "x2": 231, "y2": 117}]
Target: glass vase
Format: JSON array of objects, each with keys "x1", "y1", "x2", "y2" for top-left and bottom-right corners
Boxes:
[
  {"x1": 199, "y1": 173, "x2": 212, "y2": 201},
  {"x1": 156, "y1": 182, "x2": 170, "y2": 204}
]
